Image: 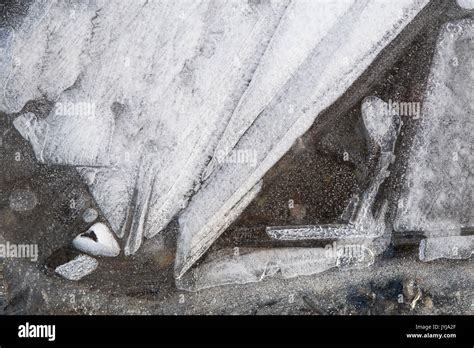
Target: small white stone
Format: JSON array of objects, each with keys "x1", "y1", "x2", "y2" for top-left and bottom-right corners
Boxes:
[
  {"x1": 55, "y1": 254, "x2": 98, "y2": 281},
  {"x1": 73, "y1": 222, "x2": 120, "y2": 257},
  {"x1": 457, "y1": 0, "x2": 474, "y2": 10},
  {"x1": 82, "y1": 208, "x2": 98, "y2": 223},
  {"x1": 361, "y1": 96, "x2": 393, "y2": 146}
]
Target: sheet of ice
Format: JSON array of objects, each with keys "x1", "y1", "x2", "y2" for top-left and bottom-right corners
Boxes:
[
  {"x1": 0, "y1": 28, "x2": 14, "y2": 80},
  {"x1": 419, "y1": 236, "x2": 474, "y2": 262},
  {"x1": 1, "y1": 1, "x2": 95, "y2": 113},
  {"x1": 177, "y1": 240, "x2": 378, "y2": 291},
  {"x1": 6, "y1": 0, "x2": 289, "y2": 250},
  {"x1": 202, "y1": 0, "x2": 355, "y2": 180},
  {"x1": 176, "y1": 1, "x2": 428, "y2": 278},
  {"x1": 176, "y1": 247, "x2": 337, "y2": 292},
  {"x1": 54, "y1": 254, "x2": 98, "y2": 281},
  {"x1": 395, "y1": 19, "x2": 474, "y2": 235}
]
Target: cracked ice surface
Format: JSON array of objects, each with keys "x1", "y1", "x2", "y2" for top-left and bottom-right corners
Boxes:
[
  {"x1": 1, "y1": 1, "x2": 429, "y2": 276},
  {"x1": 395, "y1": 19, "x2": 474, "y2": 235},
  {"x1": 176, "y1": 0, "x2": 428, "y2": 278}
]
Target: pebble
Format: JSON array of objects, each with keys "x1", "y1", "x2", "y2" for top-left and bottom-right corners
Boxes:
[
  {"x1": 403, "y1": 278, "x2": 416, "y2": 300},
  {"x1": 423, "y1": 296, "x2": 434, "y2": 310},
  {"x1": 73, "y1": 222, "x2": 120, "y2": 257},
  {"x1": 82, "y1": 208, "x2": 98, "y2": 223},
  {"x1": 457, "y1": 0, "x2": 474, "y2": 10}
]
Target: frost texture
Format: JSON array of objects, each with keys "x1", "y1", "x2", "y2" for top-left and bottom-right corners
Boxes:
[
  {"x1": 1, "y1": 1, "x2": 429, "y2": 278},
  {"x1": 395, "y1": 19, "x2": 474, "y2": 235},
  {"x1": 176, "y1": 248, "x2": 337, "y2": 292},
  {"x1": 54, "y1": 254, "x2": 98, "y2": 281},
  {"x1": 6, "y1": 0, "x2": 290, "y2": 252},
  {"x1": 176, "y1": 0, "x2": 428, "y2": 278},
  {"x1": 457, "y1": 0, "x2": 474, "y2": 10},
  {"x1": 419, "y1": 236, "x2": 474, "y2": 262}
]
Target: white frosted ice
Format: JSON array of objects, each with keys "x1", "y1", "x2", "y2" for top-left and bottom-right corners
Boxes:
[
  {"x1": 202, "y1": 0, "x2": 354, "y2": 180},
  {"x1": 177, "y1": 241, "x2": 376, "y2": 291},
  {"x1": 176, "y1": 247, "x2": 337, "y2": 292},
  {"x1": 457, "y1": 0, "x2": 474, "y2": 10},
  {"x1": 361, "y1": 96, "x2": 399, "y2": 149},
  {"x1": 419, "y1": 236, "x2": 474, "y2": 261},
  {"x1": 395, "y1": 19, "x2": 474, "y2": 235},
  {"x1": 176, "y1": 1, "x2": 428, "y2": 278},
  {"x1": 54, "y1": 254, "x2": 98, "y2": 281},
  {"x1": 7, "y1": 0, "x2": 289, "y2": 253}
]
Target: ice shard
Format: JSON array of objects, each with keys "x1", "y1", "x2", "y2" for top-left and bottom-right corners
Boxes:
[
  {"x1": 395, "y1": 19, "x2": 474, "y2": 236},
  {"x1": 54, "y1": 254, "x2": 99, "y2": 281},
  {"x1": 176, "y1": 247, "x2": 337, "y2": 292},
  {"x1": 419, "y1": 236, "x2": 474, "y2": 262},
  {"x1": 176, "y1": 240, "x2": 377, "y2": 292}
]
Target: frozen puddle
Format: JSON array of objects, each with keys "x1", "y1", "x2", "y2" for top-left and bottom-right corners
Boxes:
[{"x1": 2, "y1": 1, "x2": 430, "y2": 283}]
